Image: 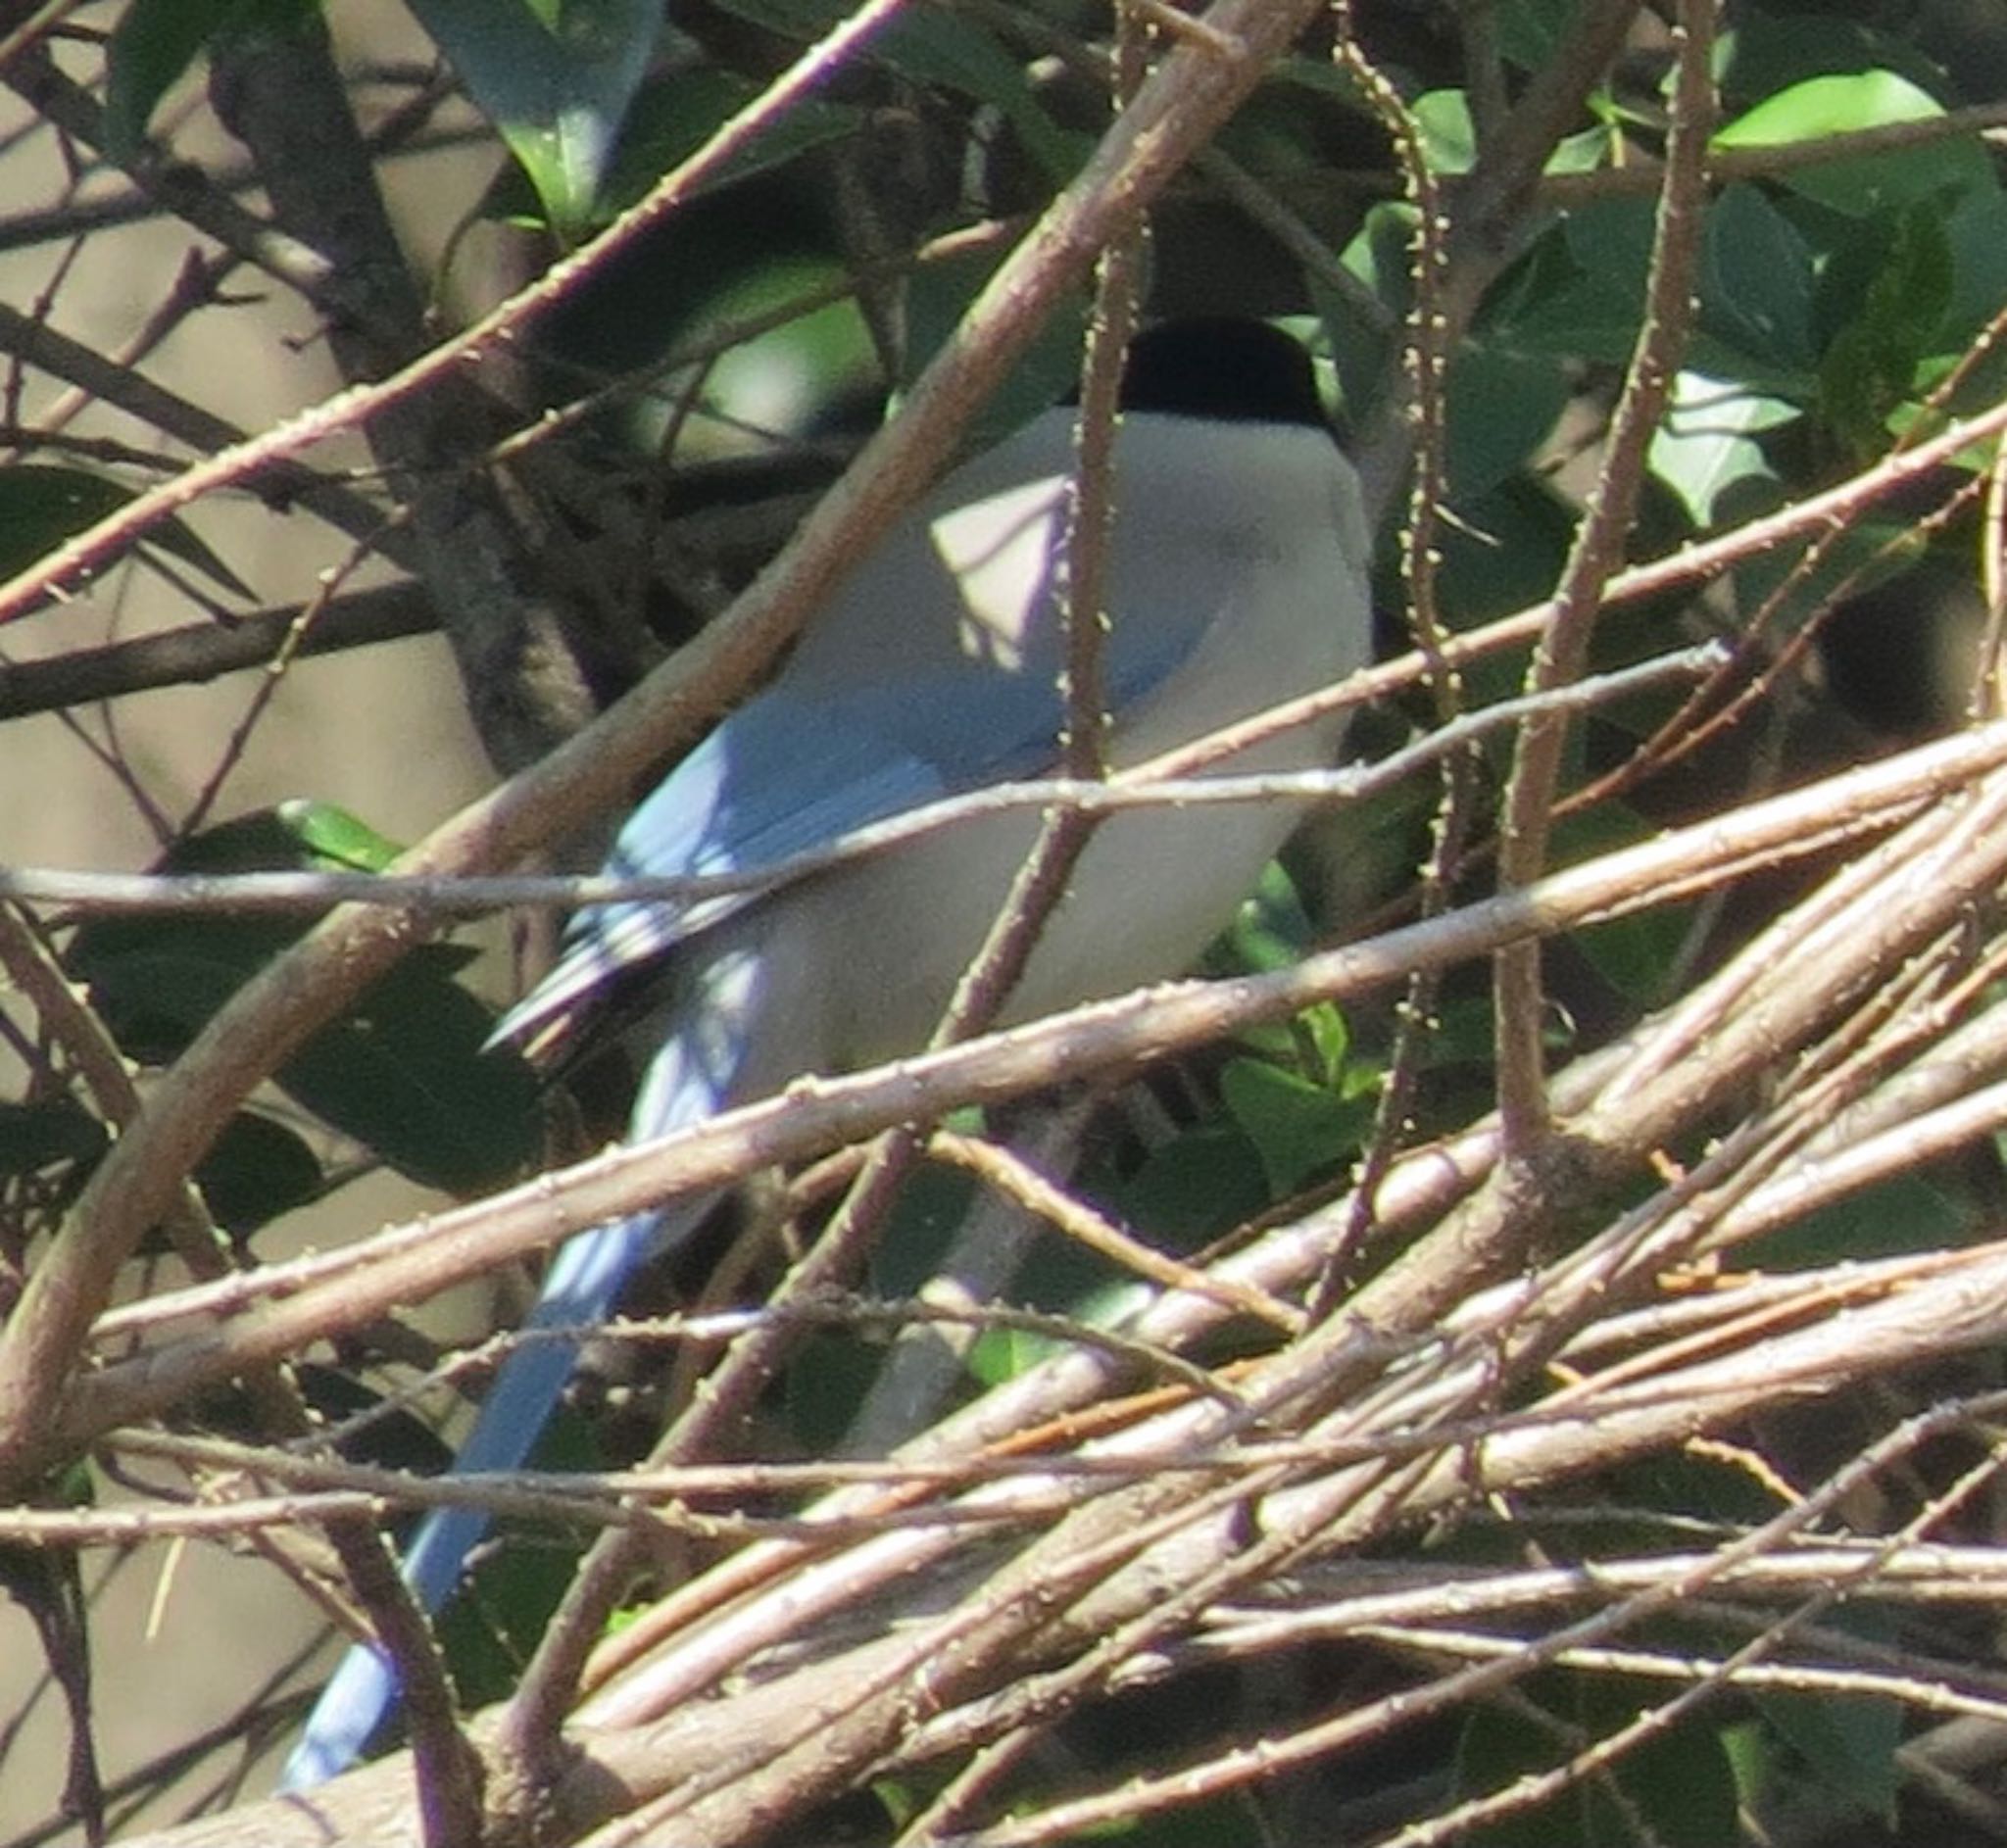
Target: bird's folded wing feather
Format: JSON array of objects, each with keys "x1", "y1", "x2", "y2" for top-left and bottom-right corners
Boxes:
[{"x1": 490, "y1": 652, "x2": 1178, "y2": 1056}]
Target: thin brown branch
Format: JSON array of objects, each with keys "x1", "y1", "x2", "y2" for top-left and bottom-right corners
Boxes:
[
  {"x1": 1493, "y1": 0, "x2": 1716, "y2": 1154},
  {"x1": 0, "y1": 300, "x2": 409, "y2": 565},
  {"x1": 0, "y1": 582, "x2": 432, "y2": 719}
]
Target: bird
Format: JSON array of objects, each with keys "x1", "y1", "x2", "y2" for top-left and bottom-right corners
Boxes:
[{"x1": 281, "y1": 316, "x2": 1375, "y2": 1787}]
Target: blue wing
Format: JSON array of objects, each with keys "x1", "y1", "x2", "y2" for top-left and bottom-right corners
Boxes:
[{"x1": 491, "y1": 661, "x2": 1155, "y2": 1059}]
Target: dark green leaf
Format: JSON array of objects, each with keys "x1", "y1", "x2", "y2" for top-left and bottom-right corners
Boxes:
[
  {"x1": 1941, "y1": 189, "x2": 2007, "y2": 373},
  {"x1": 1729, "y1": 514, "x2": 1919, "y2": 641},
  {"x1": 196, "y1": 1110, "x2": 324, "y2": 1237},
  {"x1": 710, "y1": 0, "x2": 1082, "y2": 180},
  {"x1": 1553, "y1": 804, "x2": 1695, "y2": 1005},
  {"x1": 1107, "y1": 1123, "x2": 1270, "y2": 1251},
  {"x1": 1520, "y1": 197, "x2": 1658, "y2": 365},
  {"x1": 297, "y1": 1363, "x2": 454, "y2": 1475},
  {"x1": 437, "y1": 1406, "x2": 599, "y2": 1706},
  {"x1": 1719, "y1": 8, "x2": 1944, "y2": 103},
  {"x1": 409, "y1": 0, "x2": 660, "y2": 237},
  {"x1": 103, "y1": 0, "x2": 318, "y2": 162},
  {"x1": 69, "y1": 804, "x2": 538, "y2": 1191},
  {"x1": 900, "y1": 250, "x2": 1087, "y2": 452},
  {"x1": 1756, "y1": 1173, "x2": 1965, "y2": 1267},
  {"x1": 1434, "y1": 472, "x2": 1579, "y2": 631},
  {"x1": 1494, "y1": 0, "x2": 1583, "y2": 71},
  {"x1": 264, "y1": 956, "x2": 540, "y2": 1191},
  {"x1": 72, "y1": 916, "x2": 297, "y2": 1061},
  {"x1": 1444, "y1": 342, "x2": 1571, "y2": 499},
  {"x1": 1752, "y1": 1612, "x2": 1902, "y2": 1825},
  {"x1": 0, "y1": 1097, "x2": 108, "y2": 1181},
  {"x1": 1457, "y1": 1676, "x2": 1740, "y2": 1846},
  {"x1": 1315, "y1": 205, "x2": 1407, "y2": 427},
  {"x1": 0, "y1": 465, "x2": 253, "y2": 600},
  {"x1": 1817, "y1": 205, "x2": 1955, "y2": 450},
  {"x1": 594, "y1": 67, "x2": 859, "y2": 216},
  {"x1": 1700, "y1": 182, "x2": 1819, "y2": 377}
]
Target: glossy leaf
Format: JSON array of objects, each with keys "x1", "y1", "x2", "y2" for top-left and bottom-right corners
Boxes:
[
  {"x1": 1413, "y1": 89, "x2": 1476, "y2": 174},
  {"x1": 409, "y1": 0, "x2": 660, "y2": 238},
  {"x1": 1716, "y1": 70, "x2": 1988, "y2": 216},
  {"x1": 1649, "y1": 369, "x2": 1795, "y2": 526}
]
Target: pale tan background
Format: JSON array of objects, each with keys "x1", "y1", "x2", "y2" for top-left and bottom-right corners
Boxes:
[{"x1": 0, "y1": 5, "x2": 514, "y2": 1831}]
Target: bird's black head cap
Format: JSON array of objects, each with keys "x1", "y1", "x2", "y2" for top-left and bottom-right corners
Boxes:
[{"x1": 1116, "y1": 317, "x2": 1327, "y2": 429}]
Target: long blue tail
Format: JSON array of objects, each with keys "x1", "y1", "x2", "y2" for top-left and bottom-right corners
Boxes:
[
  {"x1": 279, "y1": 1194, "x2": 710, "y2": 1788},
  {"x1": 281, "y1": 996, "x2": 746, "y2": 1789}
]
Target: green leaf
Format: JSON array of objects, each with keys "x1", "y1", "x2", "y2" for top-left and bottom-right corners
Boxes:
[
  {"x1": 898, "y1": 250, "x2": 1087, "y2": 452},
  {"x1": 68, "y1": 806, "x2": 386, "y2": 1061},
  {"x1": 408, "y1": 0, "x2": 660, "y2": 238},
  {"x1": 1432, "y1": 472, "x2": 1579, "y2": 630},
  {"x1": 1729, "y1": 511, "x2": 1920, "y2": 659},
  {"x1": 1700, "y1": 181, "x2": 1818, "y2": 377},
  {"x1": 1457, "y1": 1676, "x2": 1741, "y2": 1847},
  {"x1": 1213, "y1": 860, "x2": 1319, "y2": 977},
  {"x1": 1512, "y1": 197, "x2": 1658, "y2": 365},
  {"x1": 1315, "y1": 204, "x2": 1408, "y2": 425},
  {"x1": 1444, "y1": 343, "x2": 1570, "y2": 499},
  {"x1": 1756, "y1": 1172, "x2": 1965, "y2": 1267},
  {"x1": 594, "y1": 68, "x2": 859, "y2": 216},
  {"x1": 103, "y1": 0, "x2": 317, "y2": 161},
  {"x1": 272, "y1": 796, "x2": 406, "y2": 871},
  {"x1": 710, "y1": 0, "x2": 1082, "y2": 181},
  {"x1": 1715, "y1": 70, "x2": 1988, "y2": 216},
  {"x1": 0, "y1": 1099, "x2": 107, "y2": 1224},
  {"x1": 1554, "y1": 799, "x2": 1699, "y2": 1005},
  {"x1": 0, "y1": 1097, "x2": 108, "y2": 1181},
  {"x1": 1940, "y1": 189, "x2": 2007, "y2": 381},
  {"x1": 1752, "y1": 1613, "x2": 1903, "y2": 1825},
  {"x1": 436, "y1": 1442, "x2": 591, "y2": 1707},
  {"x1": 1649, "y1": 369, "x2": 1795, "y2": 526},
  {"x1": 863, "y1": 6, "x2": 1080, "y2": 181},
  {"x1": 1218, "y1": 1057, "x2": 1366, "y2": 1195},
  {"x1": 0, "y1": 465, "x2": 252, "y2": 600},
  {"x1": 1413, "y1": 90, "x2": 1476, "y2": 174},
  {"x1": 1816, "y1": 204, "x2": 1955, "y2": 451},
  {"x1": 667, "y1": 263, "x2": 878, "y2": 454},
  {"x1": 1717, "y1": 68, "x2": 1941, "y2": 148},
  {"x1": 197, "y1": 1110, "x2": 324, "y2": 1237},
  {"x1": 1544, "y1": 121, "x2": 1621, "y2": 174},
  {"x1": 1495, "y1": 0, "x2": 1585, "y2": 70},
  {"x1": 1107, "y1": 1123, "x2": 1269, "y2": 1251},
  {"x1": 68, "y1": 804, "x2": 539, "y2": 1192}
]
